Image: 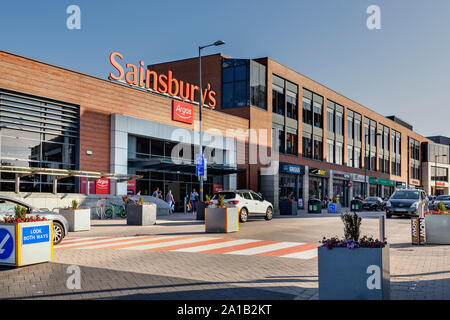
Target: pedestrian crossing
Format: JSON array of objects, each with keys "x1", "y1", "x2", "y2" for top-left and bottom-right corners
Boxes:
[{"x1": 56, "y1": 235, "x2": 319, "y2": 260}]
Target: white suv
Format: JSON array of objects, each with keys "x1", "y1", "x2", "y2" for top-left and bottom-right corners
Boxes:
[{"x1": 208, "y1": 190, "x2": 273, "y2": 222}]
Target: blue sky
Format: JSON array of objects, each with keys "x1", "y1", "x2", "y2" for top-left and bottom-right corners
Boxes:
[{"x1": 1, "y1": 0, "x2": 449, "y2": 137}]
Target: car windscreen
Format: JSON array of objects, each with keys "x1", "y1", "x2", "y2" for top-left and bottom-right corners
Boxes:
[
  {"x1": 212, "y1": 192, "x2": 236, "y2": 200},
  {"x1": 436, "y1": 195, "x2": 450, "y2": 201},
  {"x1": 365, "y1": 198, "x2": 378, "y2": 202},
  {"x1": 391, "y1": 191, "x2": 419, "y2": 200}
]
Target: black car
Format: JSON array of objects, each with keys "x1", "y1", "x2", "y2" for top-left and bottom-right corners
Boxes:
[
  {"x1": 431, "y1": 195, "x2": 450, "y2": 210},
  {"x1": 363, "y1": 197, "x2": 384, "y2": 211}
]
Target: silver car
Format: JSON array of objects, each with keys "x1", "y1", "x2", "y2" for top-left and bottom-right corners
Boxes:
[{"x1": 0, "y1": 196, "x2": 69, "y2": 245}]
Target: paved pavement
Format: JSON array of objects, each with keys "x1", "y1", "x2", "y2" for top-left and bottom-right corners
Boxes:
[{"x1": 1, "y1": 211, "x2": 450, "y2": 300}]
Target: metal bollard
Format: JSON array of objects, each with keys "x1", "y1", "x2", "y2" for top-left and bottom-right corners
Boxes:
[
  {"x1": 184, "y1": 197, "x2": 187, "y2": 215},
  {"x1": 379, "y1": 215, "x2": 386, "y2": 242}
]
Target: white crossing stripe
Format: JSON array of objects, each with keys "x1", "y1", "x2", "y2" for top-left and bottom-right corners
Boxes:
[
  {"x1": 173, "y1": 239, "x2": 260, "y2": 252},
  {"x1": 224, "y1": 242, "x2": 303, "y2": 255},
  {"x1": 120, "y1": 237, "x2": 217, "y2": 250},
  {"x1": 56, "y1": 236, "x2": 134, "y2": 248},
  {"x1": 79, "y1": 236, "x2": 172, "y2": 250},
  {"x1": 280, "y1": 248, "x2": 318, "y2": 259},
  {"x1": 60, "y1": 237, "x2": 100, "y2": 243}
]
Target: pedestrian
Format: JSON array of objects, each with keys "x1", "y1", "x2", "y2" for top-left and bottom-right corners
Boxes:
[
  {"x1": 166, "y1": 190, "x2": 175, "y2": 214},
  {"x1": 158, "y1": 191, "x2": 163, "y2": 200},
  {"x1": 288, "y1": 190, "x2": 295, "y2": 200},
  {"x1": 152, "y1": 187, "x2": 159, "y2": 198},
  {"x1": 190, "y1": 188, "x2": 199, "y2": 214}
]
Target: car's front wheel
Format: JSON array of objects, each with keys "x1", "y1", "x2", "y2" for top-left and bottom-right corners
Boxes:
[
  {"x1": 53, "y1": 221, "x2": 64, "y2": 245},
  {"x1": 239, "y1": 207, "x2": 248, "y2": 223},
  {"x1": 265, "y1": 207, "x2": 273, "y2": 221},
  {"x1": 386, "y1": 213, "x2": 392, "y2": 219}
]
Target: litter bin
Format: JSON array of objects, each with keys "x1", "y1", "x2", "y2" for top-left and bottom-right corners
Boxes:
[
  {"x1": 350, "y1": 199, "x2": 363, "y2": 212},
  {"x1": 308, "y1": 198, "x2": 322, "y2": 214}
]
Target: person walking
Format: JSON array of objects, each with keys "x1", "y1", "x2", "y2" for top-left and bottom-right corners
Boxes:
[
  {"x1": 190, "y1": 188, "x2": 199, "y2": 214},
  {"x1": 152, "y1": 187, "x2": 159, "y2": 198},
  {"x1": 166, "y1": 190, "x2": 175, "y2": 214}
]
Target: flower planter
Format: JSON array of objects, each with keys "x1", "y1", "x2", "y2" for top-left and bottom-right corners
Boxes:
[
  {"x1": 59, "y1": 208, "x2": 91, "y2": 232},
  {"x1": 318, "y1": 245, "x2": 390, "y2": 300},
  {"x1": 196, "y1": 202, "x2": 209, "y2": 220},
  {"x1": 425, "y1": 214, "x2": 450, "y2": 244},
  {"x1": 328, "y1": 203, "x2": 342, "y2": 214},
  {"x1": 0, "y1": 221, "x2": 53, "y2": 267},
  {"x1": 280, "y1": 201, "x2": 297, "y2": 215},
  {"x1": 126, "y1": 203, "x2": 156, "y2": 226},
  {"x1": 205, "y1": 207, "x2": 239, "y2": 233}
]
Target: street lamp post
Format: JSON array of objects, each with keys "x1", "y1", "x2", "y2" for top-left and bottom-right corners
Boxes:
[
  {"x1": 434, "y1": 153, "x2": 447, "y2": 196},
  {"x1": 364, "y1": 132, "x2": 381, "y2": 198},
  {"x1": 198, "y1": 40, "x2": 225, "y2": 202}
]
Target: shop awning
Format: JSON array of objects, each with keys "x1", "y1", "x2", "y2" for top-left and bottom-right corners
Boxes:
[
  {"x1": 128, "y1": 157, "x2": 243, "y2": 175},
  {"x1": 0, "y1": 165, "x2": 142, "y2": 194}
]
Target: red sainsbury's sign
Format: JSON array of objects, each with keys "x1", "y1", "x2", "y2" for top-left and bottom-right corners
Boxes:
[
  {"x1": 172, "y1": 100, "x2": 193, "y2": 124},
  {"x1": 109, "y1": 52, "x2": 217, "y2": 108}
]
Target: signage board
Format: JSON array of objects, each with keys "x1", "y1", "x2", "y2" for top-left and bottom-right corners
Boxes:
[
  {"x1": 0, "y1": 226, "x2": 16, "y2": 265},
  {"x1": 96, "y1": 178, "x2": 110, "y2": 195},
  {"x1": 411, "y1": 218, "x2": 426, "y2": 245},
  {"x1": 369, "y1": 177, "x2": 395, "y2": 186},
  {"x1": 298, "y1": 198, "x2": 303, "y2": 209},
  {"x1": 196, "y1": 154, "x2": 205, "y2": 177},
  {"x1": 352, "y1": 174, "x2": 367, "y2": 183},
  {"x1": 280, "y1": 163, "x2": 303, "y2": 175},
  {"x1": 127, "y1": 179, "x2": 136, "y2": 196},
  {"x1": 22, "y1": 225, "x2": 51, "y2": 245},
  {"x1": 172, "y1": 100, "x2": 194, "y2": 124},
  {"x1": 310, "y1": 168, "x2": 327, "y2": 176},
  {"x1": 396, "y1": 181, "x2": 407, "y2": 188}
]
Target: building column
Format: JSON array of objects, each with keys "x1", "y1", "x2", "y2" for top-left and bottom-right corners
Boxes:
[
  {"x1": 15, "y1": 174, "x2": 20, "y2": 194},
  {"x1": 303, "y1": 166, "x2": 309, "y2": 206},
  {"x1": 53, "y1": 178, "x2": 58, "y2": 195},
  {"x1": 328, "y1": 170, "x2": 333, "y2": 200},
  {"x1": 348, "y1": 183, "x2": 353, "y2": 206},
  {"x1": 111, "y1": 114, "x2": 129, "y2": 196}
]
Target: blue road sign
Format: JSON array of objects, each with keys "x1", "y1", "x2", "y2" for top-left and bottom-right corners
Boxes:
[
  {"x1": 0, "y1": 228, "x2": 14, "y2": 260},
  {"x1": 196, "y1": 154, "x2": 205, "y2": 177},
  {"x1": 22, "y1": 225, "x2": 50, "y2": 245}
]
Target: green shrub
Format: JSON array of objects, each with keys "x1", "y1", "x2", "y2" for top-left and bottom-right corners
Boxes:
[
  {"x1": 14, "y1": 205, "x2": 27, "y2": 220},
  {"x1": 71, "y1": 200, "x2": 79, "y2": 209},
  {"x1": 435, "y1": 201, "x2": 446, "y2": 212},
  {"x1": 217, "y1": 194, "x2": 225, "y2": 208},
  {"x1": 341, "y1": 212, "x2": 361, "y2": 241},
  {"x1": 139, "y1": 196, "x2": 143, "y2": 205}
]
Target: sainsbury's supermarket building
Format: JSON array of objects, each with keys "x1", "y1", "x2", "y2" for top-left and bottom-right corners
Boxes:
[{"x1": 0, "y1": 50, "x2": 432, "y2": 212}]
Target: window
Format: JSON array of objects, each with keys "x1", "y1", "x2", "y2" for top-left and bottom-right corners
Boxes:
[
  {"x1": 272, "y1": 86, "x2": 284, "y2": 115},
  {"x1": 0, "y1": 89, "x2": 79, "y2": 192},
  {"x1": 313, "y1": 138, "x2": 323, "y2": 161},
  {"x1": 286, "y1": 132, "x2": 298, "y2": 155},
  {"x1": 335, "y1": 143, "x2": 343, "y2": 165},
  {"x1": 302, "y1": 98, "x2": 312, "y2": 125},
  {"x1": 354, "y1": 148, "x2": 361, "y2": 168},
  {"x1": 347, "y1": 146, "x2": 353, "y2": 167},
  {"x1": 327, "y1": 140, "x2": 334, "y2": 163},
  {"x1": 327, "y1": 109, "x2": 334, "y2": 132},
  {"x1": 250, "y1": 191, "x2": 263, "y2": 201},
  {"x1": 302, "y1": 136, "x2": 312, "y2": 158},
  {"x1": 370, "y1": 152, "x2": 377, "y2": 171},
  {"x1": 286, "y1": 93, "x2": 297, "y2": 120},
  {"x1": 313, "y1": 103, "x2": 322, "y2": 128},
  {"x1": 347, "y1": 117, "x2": 353, "y2": 139},
  {"x1": 335, "y1": 112, "x2": 343, "y2": 135},
  {"x1": 278, "y1": 129, "x2": 285, "y2": 153},
  {"x1": 250, "y1": 61, "x2": 266, "y2": 109},
  {"x1": 222, "y1": 59, "x2": 250, "y2": 108},
  {"x1": 354, "y1": 120, "x2": 361, "y2": 142}
]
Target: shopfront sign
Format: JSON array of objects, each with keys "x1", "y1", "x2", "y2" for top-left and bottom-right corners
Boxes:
[
  {"x1": 352, "y1": 174, "x2": 367, "y2": 183},
  {"x1": 396, "y1": 181, "x2": 407, "y2": 188},
  {"x1": 172, "y1": 100, "x2": 194, "y2": 124},
  {"x1": 436, "y1": 182, "x2": 446, "y2": 187},
  {"x1": 280, "y1": 163, "x2": 304, "y2": 175},
  {"x1": 369, "y1": 177, "x2": 395, "y2": 186},
  {"x1": 333, "y1": 172, "x2": 351, "y2": 180},
  {"x1": 310, "y1": 168, "x2": 327, "y2": 176},
  {"x1": 96, "y1": 179, "x2": 110, "y2": 195},
  {"x1": 127, "y1": 179, "x2": 136, "y2": 196},
  {"x1": 109, "y1": 52, "x2": 217, "y2": 108}
]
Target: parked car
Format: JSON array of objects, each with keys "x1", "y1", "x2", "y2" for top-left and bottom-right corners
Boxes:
[
  {"x1": 385, "y1": 189, "x2": 429, "y2": 218},
  {"x1": 430, "y1": 195, "x2": 450, "y2": 210},
  {"x1": 209, "y1": 190, "x2": 273, "y2": 222},
  {"x1": 0, "y1": 196, "x2": 69, "y2": 245},
  {"x1": 363, "y1": 197, "x2": 384, "y2": 211}
]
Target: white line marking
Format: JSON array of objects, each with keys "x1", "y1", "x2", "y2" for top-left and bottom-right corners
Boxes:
[
  {"x1": 120, "y1": 237, "x2": 217, "y2": 251},
  {"x1": 56, "y1": 236, "x2": 137, "y2": 248},
  {"x1": 173, "y1": 239, "x2": 259, "y2": 252},
  {"x1": 280, "y1": 248, "x2": 318, "y2": 259},
  {"x1": 79, "y1": 236, "x2": 171, "y2": 249},
  {"x1": 224, "y1": 242, "x2": 303, "y2": 255}
]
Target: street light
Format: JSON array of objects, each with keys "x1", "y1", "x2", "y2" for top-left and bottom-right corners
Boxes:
[
  {"x1": 434, "y1": 153, "x2": 447, "y2": 196},
  {"x1": 198, "y1": 40, "x2": 225, "y2": 202},
  {"x1": 364, "y1": 132, "x2": 382, "y2": 198}
]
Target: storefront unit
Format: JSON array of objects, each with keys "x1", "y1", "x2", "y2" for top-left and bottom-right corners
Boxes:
[
  {"x1": 369, "y1": 177, "x2": 396, "y2": 198},
  {"x1": 332, "y1": 171, "x2": 351, "y2": 207},
  {"x1": 279, "y1": 163, "x2": 304, "y2": 201},
  {"x1": 308, "y1": 168, "x2": 329, "y2": 201},
  {"x1": 351, "y1": 174, "x2": 367, "y2": 199}
]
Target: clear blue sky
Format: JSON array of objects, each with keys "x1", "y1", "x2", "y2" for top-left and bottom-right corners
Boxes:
[{"x1": 1, "y1": 0, "x2": 449, "y2": 137}]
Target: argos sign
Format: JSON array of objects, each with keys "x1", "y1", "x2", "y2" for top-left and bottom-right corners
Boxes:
[
  {"x1": 109, "y1": 52, "x2": 217, "y2": 108},
  {"x1": 172, "y1": 100, "x2": 194, "y2": 124}
]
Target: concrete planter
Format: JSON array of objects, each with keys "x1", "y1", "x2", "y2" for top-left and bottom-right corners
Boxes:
[
  {"x1": 59, "y1": 208, "x2": 91, "y2": 232},
  {"x1": 205, "y1": 207, "x2": 239, "y2": 233},
  {"x1": 280, "y1": 201, "x2": 297, "y2": 215},
  {"x1": 318, "y1": 245, "x2": 390, "y2": 300},
  {"x1": 126, "y1": 203, "x2": 156, "y2": 226},
  {"x1": 328, "y1": 203, "x2": 342, "y2": 213},
  {"x1": 196, "y1": 202, "x2": 208, "y2": 220},
  {"x1": 425, "y1": 214, "x2": 450, "y2": 244},
  {"x1": 0, "y1": 221, "x2": 53, "y2": 267}
]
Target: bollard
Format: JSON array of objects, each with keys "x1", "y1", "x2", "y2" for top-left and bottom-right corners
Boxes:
[
  {"x1": 379, "y1": 215, "x2": 386, "y2": 242},
  {"x1": 184, "y1": 196, "x2": 187, "y2": 215}
]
